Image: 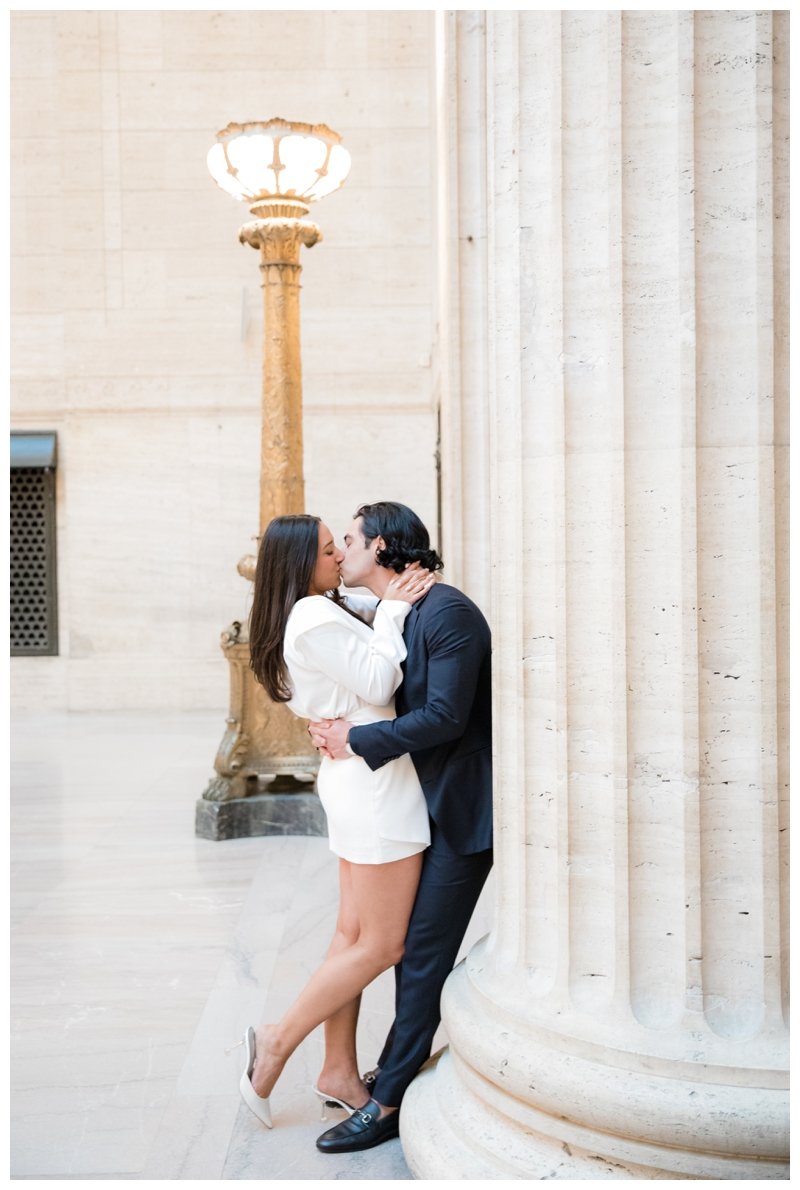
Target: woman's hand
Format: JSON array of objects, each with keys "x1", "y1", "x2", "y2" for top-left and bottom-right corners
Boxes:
[{"x1": 384, "y1": 562, "x2": 436, "y2": 605}]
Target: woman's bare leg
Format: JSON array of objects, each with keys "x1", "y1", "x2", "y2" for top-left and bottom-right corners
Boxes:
[
  {"x1": 319, "y1": 1000, "x2": 364, "y2": 1106},
  {"x1": 250, "y1": 851, "x2": 422, "y2": 1101},
  {"x1": 317, "y1": 862, "x2": 368, "y2": 1108}
]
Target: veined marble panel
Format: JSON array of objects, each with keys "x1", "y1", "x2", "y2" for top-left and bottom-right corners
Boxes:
[
  {"x1": 301, "y1": 244, "x2": 433, "y2": 308},
  {"x1": 59, "y1": 377, "x2": 261, "y2": 414},
  {"x1": 323, "y1": 124, "x2": 432, "y2": 186},
  {"x1": 115, "y1": 68, "x2": 430, "y2": 133},
  {"x1": 160, "y1": 10, "x2": 329, "y2": 71},
  {"x1": 56, "y1": 69, "x2": 103, "y2": 132},
  {"x1": 121, "y1": 190, "x2": 248, "y2": 253},
  {"x1": 11, "y1": 255, "x2": 65, "y2": 314},
  {"x1": 54, "y1": 9, "x2": 102, "y2": 71},
  {"x1": 59, "y1": 251, "x2": 107, "y2": 311},
  {"x1": 10, "y1": 313, "x2": 64, "y2": 377},
  {"x1": 111, "y1": 11, "x2": 164, "y2": 72},
  {"x1": 121, "y1": 248, "x2": 247, "y2": 311},
  {"x1": 10, "y1": 193, "x2": 61, "y2": 259},
  {"x1": 11, "y1": 71, "x2": 59, "y2": 124},
  {"x1": 60, "y1": 308, "x2": 253, "y2": 376},
  {"x1": 305, "y1": 187, "x2": 432, "y2": 249},
  {"x1": 302, "y1": 306, "x2": 433, "y2": 375},
  {"x1": 304, "y1": 409, "x2": 439, "y2": 558},
  {"x1": 303, "y1": 371, "x2": 431, "y2": 410},
  {"x1": 322, "y1": 10, "x2": 433, "y2": 69},
  {"x1": 10, "y1": 136, "x2": 61, "y2": 196},
  {"x1": 10, "y1": 11, "x2": 57, "y2": 77}
]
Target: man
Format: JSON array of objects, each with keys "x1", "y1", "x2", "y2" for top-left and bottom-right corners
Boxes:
[{"x1": 309, "y1": 501, "x2": 493, "y2": 1153}]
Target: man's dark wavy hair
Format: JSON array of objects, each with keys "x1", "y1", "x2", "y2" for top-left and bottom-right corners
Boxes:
[{"x1": 356, "y1": 501, "x2": 444, "y2": 574}]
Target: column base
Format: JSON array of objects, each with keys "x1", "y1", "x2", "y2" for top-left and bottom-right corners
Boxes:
[
  {"x1": 195, "y1": 791, "x2": 327, "y2": 841},
  {"x1": 401, "y1": 1049, "x2": 667, "y2": 1180},
  {"x1": 399, "y1": 958, "x2": 789, "y2": 1181},
  {"x1": 401, "y1": 1048, "x2": 789, "y2": 1181}
]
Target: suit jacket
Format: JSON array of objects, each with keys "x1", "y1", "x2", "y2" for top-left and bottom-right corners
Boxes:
[{"x1": 349, "y1": 582, "x2": 493, "y2": 855}]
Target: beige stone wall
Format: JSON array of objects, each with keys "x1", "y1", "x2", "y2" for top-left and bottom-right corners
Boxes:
[{"x1": 11, "y1": 10, "x2": 438, "y2": 710}]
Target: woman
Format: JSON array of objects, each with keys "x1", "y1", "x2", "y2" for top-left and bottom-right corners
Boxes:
[{"x1": 237, "y1": 513, "x2": 434, "y2": 1128}]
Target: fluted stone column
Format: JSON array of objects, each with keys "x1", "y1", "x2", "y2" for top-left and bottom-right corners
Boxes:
[
  {"x1": 401, "y1": 10, "x2": 789, "y2": 1179},
  {"x1": 435, "y1": 10, "x2": 490, "y2": 611}
]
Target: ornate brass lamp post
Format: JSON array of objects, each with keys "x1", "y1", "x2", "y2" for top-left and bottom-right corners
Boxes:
[{"x1": 197, "y1": 119, "x2": 351, "y2": 838}]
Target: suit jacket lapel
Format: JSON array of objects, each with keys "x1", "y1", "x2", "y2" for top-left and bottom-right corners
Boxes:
[{"x1": 403, "y1": 602, "x2": 422, "y2": 654}]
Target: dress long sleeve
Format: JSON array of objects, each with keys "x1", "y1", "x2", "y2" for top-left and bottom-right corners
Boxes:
[{"x1": 292, "y1": 599, "x2": 411, "y2": 708}]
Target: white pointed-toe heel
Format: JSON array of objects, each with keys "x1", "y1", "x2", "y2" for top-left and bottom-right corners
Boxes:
[
  {"x1": 230, "y1": 1026, "x2": 273, "y2": 1128},
  {"x1": 311, "y1": 1084, "x2": 355, "y2": 1121}
]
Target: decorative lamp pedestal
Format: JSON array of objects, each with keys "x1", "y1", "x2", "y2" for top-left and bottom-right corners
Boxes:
[{"x1": 197, "y1": 620, "x2": 323, "y2": 841}]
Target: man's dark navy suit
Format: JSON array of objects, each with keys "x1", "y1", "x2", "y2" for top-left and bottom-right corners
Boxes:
[{"x1": 348, "y1": 581, "x2": 493, "y2": 1107}]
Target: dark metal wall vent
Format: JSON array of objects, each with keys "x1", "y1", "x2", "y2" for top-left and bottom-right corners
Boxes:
[{"x1": 10, "y1": 433, "x2": 59, "y2": 657}]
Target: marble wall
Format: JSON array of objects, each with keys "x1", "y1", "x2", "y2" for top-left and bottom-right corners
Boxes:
[{"x1": 11, "y1": 11, "x2": 439, "y2": 710}]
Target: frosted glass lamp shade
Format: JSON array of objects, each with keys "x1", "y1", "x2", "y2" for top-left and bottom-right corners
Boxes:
[{"x1": 207, "y1": 118, "x2": 351, "y2": 207}]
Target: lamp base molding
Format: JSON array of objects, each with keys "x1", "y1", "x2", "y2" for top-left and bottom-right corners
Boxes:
[{"x1": 194, "y1": 791, "x2": 327, "y2": 842}]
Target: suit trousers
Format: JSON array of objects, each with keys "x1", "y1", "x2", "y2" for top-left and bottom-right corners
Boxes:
[{"x1": 372, "y1": 821, "x2": 493, "y2": 1108}]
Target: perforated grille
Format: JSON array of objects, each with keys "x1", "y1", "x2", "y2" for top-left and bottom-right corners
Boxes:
[{"x1": 10, "y1": 468, "x2": 58, "y2": 655}]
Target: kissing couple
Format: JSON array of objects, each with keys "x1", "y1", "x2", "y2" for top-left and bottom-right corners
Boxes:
[{"x1": 235, "y1": 500, "x2": 492, "y2": 1153}]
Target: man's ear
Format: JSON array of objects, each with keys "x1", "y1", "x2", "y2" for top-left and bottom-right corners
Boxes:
[{"x1": 374, "y1": 536, "x2": 386, "y2": 557}]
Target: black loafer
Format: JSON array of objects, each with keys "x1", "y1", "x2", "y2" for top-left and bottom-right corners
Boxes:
[{"x1": 316, "y1": 1097, "x2": 399, "y2": 1153}]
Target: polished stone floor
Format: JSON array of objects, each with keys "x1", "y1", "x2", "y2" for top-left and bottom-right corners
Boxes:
[{"x1": 10, "y1": 711, "x2": 493, "y2": 1180}]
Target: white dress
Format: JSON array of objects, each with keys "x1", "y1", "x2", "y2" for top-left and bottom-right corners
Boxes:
[{"x1": 283, "y1": 593, "x2": 430, "y2": 865}]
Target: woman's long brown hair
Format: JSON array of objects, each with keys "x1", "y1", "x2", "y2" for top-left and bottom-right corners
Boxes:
[{"x1": 249, "y1": 514, "x2": 323, "y2": 702}]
